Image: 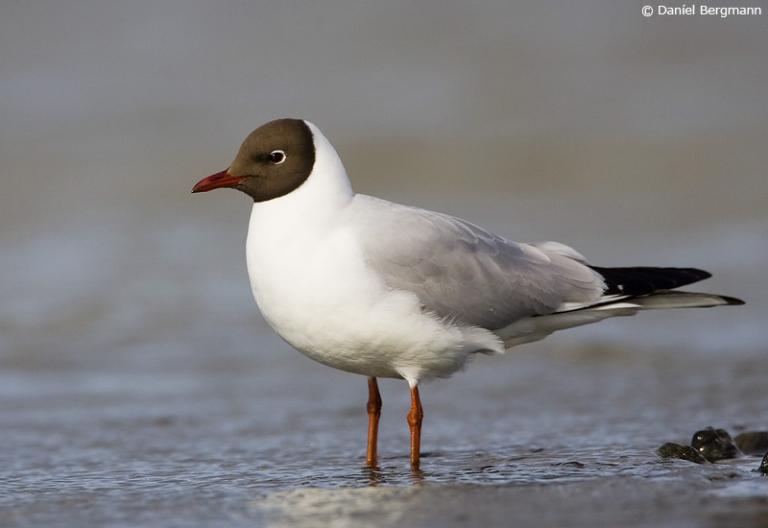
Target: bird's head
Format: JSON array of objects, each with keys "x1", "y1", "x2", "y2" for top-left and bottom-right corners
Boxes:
[{"x1": 192, "y1": 118, "x2": 315, "y2": 202}]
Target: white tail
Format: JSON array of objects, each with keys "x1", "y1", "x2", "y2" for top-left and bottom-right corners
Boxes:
[{"x1": 497, "y1": 290, "x2": 743, "y2": 348}]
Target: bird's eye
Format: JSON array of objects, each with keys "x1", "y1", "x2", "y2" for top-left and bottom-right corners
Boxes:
[{"x1": 268, "y1": 150, "x2": 286, "y2": 164}]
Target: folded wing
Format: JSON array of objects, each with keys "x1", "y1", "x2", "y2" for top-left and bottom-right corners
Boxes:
[{"x1": 348, "y1": 195, "x2": 605, "y2": 330}]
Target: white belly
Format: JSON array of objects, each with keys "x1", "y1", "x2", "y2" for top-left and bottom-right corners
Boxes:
[{"x1": 245, "y1": 210, "x2": 481, "y2": 383}]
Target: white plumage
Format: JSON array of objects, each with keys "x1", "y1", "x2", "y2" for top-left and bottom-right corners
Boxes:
[{"x1": 243, "y1": 122, "x2": 734, "y2": 387}]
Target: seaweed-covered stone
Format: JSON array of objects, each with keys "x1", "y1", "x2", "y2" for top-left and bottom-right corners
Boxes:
[
  {"x1": 759, "y1": 453, "x2": 768, "y2": 476},
  {"x1": 691, "y1": 427, "x2": 739, "y2": 462},
  {"x1": 734, "y1": 431, "x2": 768, "y2": 455},
  {"x1": 658, "y1": 442, "x2": 706, "y2": 464}
]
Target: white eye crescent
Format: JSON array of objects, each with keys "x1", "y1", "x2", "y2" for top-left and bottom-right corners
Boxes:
[{"x1": 269, "y1": 150, "x2": 286, "y2": 164}]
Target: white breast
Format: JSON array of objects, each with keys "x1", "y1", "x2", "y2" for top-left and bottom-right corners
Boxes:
[{"x1": 247, "y1": 201, "x2": 483, "y2": 382}]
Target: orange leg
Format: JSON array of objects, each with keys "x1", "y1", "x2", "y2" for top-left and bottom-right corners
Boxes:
[
  {"x1": 407, "y1": 385, "x2": 424, "y2": 470},
  {"x1": 366, "y1": 377, "x2": 382, "y2": 467}
]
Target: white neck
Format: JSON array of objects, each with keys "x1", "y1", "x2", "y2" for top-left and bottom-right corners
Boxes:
[{"x1": 248, "y1": 121, "x2": 353, "y2": 235}]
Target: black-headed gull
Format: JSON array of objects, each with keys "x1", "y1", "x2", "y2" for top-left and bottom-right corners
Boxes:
[{"x1": 192, "y1": 118, "x2": 743, "y2": 469}]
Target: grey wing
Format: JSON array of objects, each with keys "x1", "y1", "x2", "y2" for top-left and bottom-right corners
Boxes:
[{"x1": 349, "y1": 195, "x2": 605, "y2": 330}]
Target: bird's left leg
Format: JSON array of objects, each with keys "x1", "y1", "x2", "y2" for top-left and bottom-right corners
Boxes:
[
  {"x1": 366, "y1": 377, "x2": 382, "y2": 467},
  {"x1": 407, "y1": 385, "x2": 424, "y2": 470}
]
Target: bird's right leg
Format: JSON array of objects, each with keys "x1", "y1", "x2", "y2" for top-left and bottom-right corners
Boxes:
[{"x1": 366, "y1": 377, "x2": 382, "y2": 467}]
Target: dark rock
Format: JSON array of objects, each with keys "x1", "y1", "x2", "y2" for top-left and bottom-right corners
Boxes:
[
  {"x1": 657, "y1": 442, "x2": 706, "y2": 464},
  {"x1": 734, "y1": 431, "x2": 768, "y2": 455},
  {"x1": 759, "y1": 453, "x2": 768, "y2": 476},
  {"x1": 691, "y1": 427, "x2": 739, "y2": 462}
]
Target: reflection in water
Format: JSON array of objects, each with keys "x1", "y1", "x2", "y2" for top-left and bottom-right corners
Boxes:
[
  {"x1": 361, "y1": 465, "x2": 382, "y2": 487},
  {"x1": 359, "y1": 462, "x2": 424, "y2": 487},
  {"x1": 408, "y1": 467, "x2": 426, "y2": 487}
]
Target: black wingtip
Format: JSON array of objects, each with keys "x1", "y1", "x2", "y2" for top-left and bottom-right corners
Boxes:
[
  {"x1": 722, "y1": 295, "x2": 746, "y2": 306},
  {"x1": 590, "y1": 266, "x2": 714, "y2": 296}
]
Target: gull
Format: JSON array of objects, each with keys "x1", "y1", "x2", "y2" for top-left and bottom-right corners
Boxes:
[{"x1": 192, "y1": 118, "x2": 743, "y2": 470}]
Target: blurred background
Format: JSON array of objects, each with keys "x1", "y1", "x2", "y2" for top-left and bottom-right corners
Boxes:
[{"x1": 1, "y1": 1, "x2": 766, "y2": 525}]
